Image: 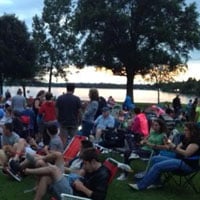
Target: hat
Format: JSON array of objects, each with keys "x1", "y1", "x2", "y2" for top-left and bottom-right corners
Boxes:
[{"x1": 102, "y1": 106, "x2": 110, "y2": 112}]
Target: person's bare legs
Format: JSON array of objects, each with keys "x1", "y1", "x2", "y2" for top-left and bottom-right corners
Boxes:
[
  {"x1": 24, "y1": 164, "x2": 62, "y2": 178},
  {"x1": 95, "y1": 128, "x2": 103, "y2": 141},
  {"x1": 42, "y1": 151, "x2": 63, "y2": 165},
  {"x1": 24, "y1": 164, "x2": 62, "y2": 200},
  {"x1": 34, "y1": 176, "x2": 52, "y2": 200}
]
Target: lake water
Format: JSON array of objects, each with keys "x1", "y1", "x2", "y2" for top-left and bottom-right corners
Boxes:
[{"x1": 3, "y1": 86, "x2": 195, "y2": 104}]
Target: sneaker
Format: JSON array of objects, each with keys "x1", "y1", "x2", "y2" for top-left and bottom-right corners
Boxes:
[
  {"x1": 134, "y1": 171, "x2": 146, "y2": 179},
  {"x1": 128, "y1": 153, "x2": 140, "y2": 160},
  {"x1": 147, "y1": 184, "x2": 163, "y2": 189},
  {"x1": 101, "y1": 149, "x2": 109, "y2": 154},
  {"x1": 117, "y1": 173, "x2": 127, "y2": 181},
  {"x1": 128, "y1": 183, "x2": 140, "y2": 190},
  {"x1": 8, "y1": 159, "x2": 20, "y2": 174},
  {"x1": 7, "y1": 167, "x2": 22, "y2": 182},
  {"x1": 117, "y1": 163, "x2": 133, "y2": 172}
]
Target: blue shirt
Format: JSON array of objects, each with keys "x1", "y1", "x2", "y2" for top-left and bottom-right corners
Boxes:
[{"x1": 95, "y1": 114, "x2": 115, "y2": 130}]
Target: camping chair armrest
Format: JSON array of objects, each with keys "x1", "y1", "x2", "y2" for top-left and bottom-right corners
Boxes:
[{"x1": 61, "y1": 193, "x2": 92, "y2": 200}]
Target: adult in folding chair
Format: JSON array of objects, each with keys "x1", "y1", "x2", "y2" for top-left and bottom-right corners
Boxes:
[
  {"x1": 118, "y1": 118, "x2": 167, "y2": 180},
  {"x1": 129, "y1": 122, "x2": 200, "y2": 190},
  {"x1": 24, "y1": 148, "x2": 110, "y2": 200}
]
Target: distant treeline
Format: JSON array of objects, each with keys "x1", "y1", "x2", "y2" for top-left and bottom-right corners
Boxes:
[{"x1": 5, "y1": 78, "x2": 200, "y2": 97}]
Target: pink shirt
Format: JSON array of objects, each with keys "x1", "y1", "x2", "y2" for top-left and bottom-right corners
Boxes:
[{"x1": 131, "y1": 113, "x2": 149, "y2": 137}]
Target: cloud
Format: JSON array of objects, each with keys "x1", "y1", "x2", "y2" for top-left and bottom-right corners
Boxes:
[
  {"x1": 0, "y1": 0, "x2": 43, "y2": 30},
  {"x1": 0, "y1": 0, "x2": 13, "y2": 5}
]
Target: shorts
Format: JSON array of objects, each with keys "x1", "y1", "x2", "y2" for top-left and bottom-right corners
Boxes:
[{"x1": 49, "y1": 176, "x2": 73, "y2": 200}]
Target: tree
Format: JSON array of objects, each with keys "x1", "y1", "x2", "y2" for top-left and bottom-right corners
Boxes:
[
  {"x1": 71, "y1": 0, "x2": 200, "y2": 101},
  {"x1": 144, "y1": 64, "x2": 187, "y2": 104},
  {"x1": 32, "y1": 0, "x2": 79, "y2": 92},
  {"x1": 0, "y1": 14, "x2": 37, "y2": 96}
]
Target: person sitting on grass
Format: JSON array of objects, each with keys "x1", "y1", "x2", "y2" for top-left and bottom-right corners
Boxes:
[
  {"x1": 23, "y1": 148, "x2": 110, "y2": 200},
  {"x1": 8, "y1": 123, "x2": 63, "y2": 181},
  {"x1": 129, "y1": 122, "x2": 200, "y2": 190},
  {"x1": 0, "y1": 123, "x2": 26, "y2": 172}
]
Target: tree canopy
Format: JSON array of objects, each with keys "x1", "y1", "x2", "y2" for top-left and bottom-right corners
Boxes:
[
  {"x1": 32, "y1": 0, "x2": 200, "y2": 101},
  {"x1": 0, "y1": 14, "x2": 37, "y2": 95},
  {"x1": 71, "y1": 0, "x2": 200, "y2": 101},
  {"x1": 32, "y1": 0, "x2": 80, "y2": 92}
]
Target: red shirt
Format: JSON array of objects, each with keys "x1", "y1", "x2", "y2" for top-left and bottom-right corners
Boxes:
[{"x1": 39, "y1": 101, "x2": 56, "y2": 122}]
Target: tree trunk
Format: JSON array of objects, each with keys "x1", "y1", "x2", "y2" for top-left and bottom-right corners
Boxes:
[
  {"x1": 126, "y1": 70, "x2": 134, "y2": 103},
  {"x1": 157, "y1": 87, "x2": 160, "y2": 104},
  {"x1": 0, "y1": 73, "x2": 4, "y2": 98},
  {"x1": 48, "y1": 64, "x2": 53, "y2": 93},
  {"x1": 22, "y1": 85, "x2": 26, "y2": 98}
]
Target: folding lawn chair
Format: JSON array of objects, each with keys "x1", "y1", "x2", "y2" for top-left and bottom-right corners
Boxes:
[
  {"x1": 61, "y1": 193, "x2": 91, "y2": 200},
  {"x1": 163, "y1": 156, "x2": 200, "y2": 193},
  {"x1": 60, "y1": 157, "x2": 119, "y2": 200},
  {"x1": 63, "y1": 135, "x2": 87, "y2": 162},
  {"x1": 103, "y1": 157, "x2": 119, "y2": 183},
  {"x1": 134, "y1": 150, "x2": 154, "y2": 179}
]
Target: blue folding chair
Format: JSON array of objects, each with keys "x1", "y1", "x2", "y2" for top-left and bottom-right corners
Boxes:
[{"x1": 164, "y1": 156, "x2": 200, "y2": 193}]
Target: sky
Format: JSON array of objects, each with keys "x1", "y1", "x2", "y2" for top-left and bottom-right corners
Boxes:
[{"x1": 0, "y1": 0, "x2": 200, "y2": 84}]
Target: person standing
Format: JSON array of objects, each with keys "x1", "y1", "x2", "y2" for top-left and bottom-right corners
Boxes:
[
  {"x1": 172, "y1": 94, "x2": 182, "y2": 117},
  {"x1": 191, "y1": 97, "x2": 198, "y2": 122},
  {"x1": 81, "y1": 88, "x2": 99, "y2": 136},
  {"x1": 39, "y1": 92, "x2": 57, "y2": 145},
  {"x1": 11, "y1": 88, "x2": 26, "y2": 113},
  {"x1": 32, "y1": 90, "x2": 46, "y2": 142},
  {"x1": 195, "y1": 99, "x2": 200, "y2": 128},
  {"x1": 56, "y1": 83, "x2": 82, "y2": 147},
  {"x1": 5, "y1": 89, "x2": 11, "y2": 101}
]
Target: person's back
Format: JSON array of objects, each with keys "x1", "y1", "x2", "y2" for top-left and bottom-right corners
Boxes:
[
  {"x1": 122, "y1": 96, "x2": 134, "y2": 111},
  {"x1": 47, "y1": 123, "x2": 64, "y2": 153},
  {"x1": 131, "y1": 107, "x2": 149, "y2": 137},
  {"x1": 39, "y1": 92, "x2": 56, "y2": 122},
  {"x1": 56, "y1": 92, "x2": 81, "y2": 127},
  {"x1": 12, "y1": 89, "x2": 26, "y2": 113},
  {"x1": 172, "y1": 95, "x2": 181, "y2": 116},
  {"x1": 134, "y1": 113, "x2": 149, "y2": 135},
  {"x1": 49, "y1": 133, "x2": 64, "y2": 153},
  {"x1": 56, "y1": 83, "x2": 82, "y2": 146}
]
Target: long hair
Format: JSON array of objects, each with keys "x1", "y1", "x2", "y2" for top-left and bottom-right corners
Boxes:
[
  {"x1": 89, "y1": 88, "x2": 99, "y2": 101},
  {"x1": 184, "y1": 122, "x2": 200, "y2": 143},
  {"x1": 153, "y1": 118, "x2": 167, "y2": 133}
]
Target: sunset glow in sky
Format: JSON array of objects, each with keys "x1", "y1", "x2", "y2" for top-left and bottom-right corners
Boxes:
[{"x1": 1, "y1": 0, "x2": 200, "y2": 84}]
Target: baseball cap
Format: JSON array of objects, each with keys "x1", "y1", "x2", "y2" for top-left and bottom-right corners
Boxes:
[{"x1": 102, "y1": 107, "x2": 110, "y2": 112}]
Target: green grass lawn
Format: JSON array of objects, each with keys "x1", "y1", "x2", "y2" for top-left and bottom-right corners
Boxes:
[{"x1": 0, "y1": 155, "x2": 200, "y2": 200}]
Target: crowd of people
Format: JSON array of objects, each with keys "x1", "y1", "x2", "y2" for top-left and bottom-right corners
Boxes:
[{"x1": 0, "y1": 86, "x2": 200, "y2": 200}]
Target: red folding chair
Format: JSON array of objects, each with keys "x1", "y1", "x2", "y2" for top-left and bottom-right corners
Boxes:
[
  {"x1": 63, "y1": 135, "x2": 87, "y2": 162},
  {"x1": 103, "y1": 157, "x2": 119, "y2": 184}
]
